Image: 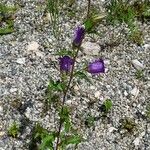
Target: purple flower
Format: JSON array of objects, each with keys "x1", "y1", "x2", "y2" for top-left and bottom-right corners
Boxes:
[
  {"x1": 59, "y1": 56, "x2": 74, "y2": 72},
  {"x1": 73, "y1": 26, "x2": 85, "y2": 47},
  {"x1": 88, "y1": 59, "x2": 105, "y2": 74}
]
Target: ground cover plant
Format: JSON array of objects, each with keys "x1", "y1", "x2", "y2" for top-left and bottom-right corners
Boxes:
[{"x1": 0, "y1": 3, "x2": 17, "y2": 35}]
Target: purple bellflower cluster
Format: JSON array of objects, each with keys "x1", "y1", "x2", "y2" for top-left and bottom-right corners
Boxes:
[{"x1": 59, "y1": 25, "x2": 105, "y2": 74}]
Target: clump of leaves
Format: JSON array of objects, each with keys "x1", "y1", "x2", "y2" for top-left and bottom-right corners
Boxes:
[
  {"x1": 129, "y1": 28, "x2": 143, "y2": 45},
  {"x1": 58, "y1": 106, "x2": 82, "y2": 149},
  {"x1": 43, "y1": 78, "x2": 64, "y2": 114},
  {"x1": 39, "y1": 106, "x2": 82, "y2": 150},
  {"x1": 106, "y1": 0, "x2": 136, "y2": 26},
  {"x1": 7, "y1": 122, "x2": 20, "y2": 138},
  {"x1": 106, "y1": 0, "x2": 146, "y2": 45},
  {"x1": 120, "y1": 117, "x2": 137, "y2": 133},
  {"x1": 132, "y1": 0, "x2": 150, "y2": 22},
  {"x1": 29, "y1": 123, "x2": 56, "y2": 150},
  {"x1": 85, "y1": 115, "x2": 95, "y2": 128},
  {"x1": 84, "y1": 14, "x2": 106, "y2": 33},
  {"x1": 99, "y1": 99, "x2": 113, "y2": 115},
  {"x1": 135, "y1": 70, "x2": 144, "y2": 79},
  {"x1": 0, "y1": 3, "x2": 17, "y2": 35},
  {"x1": 145, "y1": 104, "x2": 150, "y2": 119}
]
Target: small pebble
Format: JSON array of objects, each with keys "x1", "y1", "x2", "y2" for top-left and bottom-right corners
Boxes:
[
  {"x1": 16, "y1": 58, "x2": 26, "y2": 64},
  {"x1": 132, "y1": 59, "x2": 144, "y2": 70}
]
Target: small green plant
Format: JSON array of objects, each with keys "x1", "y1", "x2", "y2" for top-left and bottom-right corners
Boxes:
[
  {"x1": 135, "y1": 70, "x2": 144, "y2": 79},
  {"x1": 46, "y1": 0, "x2": 65, "y2": 39},
  {"x1": 132, "y1": 0, "x2": 150, "y2": 22},
  {"x1": 85, "y1": 115, "x2": 95, "y2": 128},
  {"x1": 29, "y1": 123, "x2": 55, "y2": 150},
  {"x1": 7, "y1": 122, "x2": 20, "y2": 138},
  {"x1": 0, "y1": 3, "x2": 17, "y2": 35},
  {"x1": 106, "y1": 0, "x2": 136, "y2": 26},
  {"x1": 99, "y1": 99, "x2": 113, "y2": 114},
  {"x1": 84, "y1": 14, "x2": 106, "y2": 34},
  {"x1": 145, "y1": 104, "x2": 150, "y2": 119},
  {"x1": 120, "y1": 117, "x2": 137, "y2": 133},
  {"x1": 105, "y1": 0, "x2": 145, "y2": 45},
  {"x1": 129, "y1": 28, "x2": 143, "y2": 45},
  {"x1": 38, "y1": 106, "x2": 82, "y2": 150}
]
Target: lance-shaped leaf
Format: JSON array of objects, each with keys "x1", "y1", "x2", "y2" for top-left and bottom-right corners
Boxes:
[{"x1": 74, "y1": 71, "x2": 92, "y2": 84}]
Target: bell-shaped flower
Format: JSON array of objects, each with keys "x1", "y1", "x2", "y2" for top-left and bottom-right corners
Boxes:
[
  {"x1": 59, "y1": 56, "x2": 74, "y2": 72},
  {"x1": 88, "y1": 59, "x2": 105, "y2": 74},
  {"x1": 73, "y1": 25, "x2": 85, "y2": 47}
]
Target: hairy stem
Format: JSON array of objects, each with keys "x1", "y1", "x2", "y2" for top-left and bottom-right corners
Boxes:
[
  {"x1": 55, "y1": 47, "x2": 80, "y2": 150},
  {"x1": 87, "y1": 0, "x2": 91, "y2": 19}
]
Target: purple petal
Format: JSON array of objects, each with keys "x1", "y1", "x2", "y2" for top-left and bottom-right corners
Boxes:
[
  {"x1": 88, "y1": 59, "x2": 105, "y2": 74},
  {"x1": 59, "y1": 56, "x2": 74, "y2": 72},
  {"x1": 73, "y1": 26, "x2": 85, "y2": 47}
]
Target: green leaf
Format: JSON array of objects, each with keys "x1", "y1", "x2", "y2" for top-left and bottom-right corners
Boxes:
[
  {"x1": 40, "y1": 134, "x2": 55, "y2": 150},
  {"x1": 84, "y1": 18, "x2": 94, "y2": 32},
  {"x1": 84, "y1": 14, "x2": 106, "y2": 33},
  {"x1": 0, "y1": 26, "x2": 14, "y2": 35},
  {"x1": 59, "y1": 106, "x2": 70, "y2": 123},
  {"x1": 74, "y1": 71, "x2": 92, "y2": 84},
  {"x1": 7, "y1": 122, "x2": 19, "y2": 138},
  {"x1": 65, "y1": 134, "x2": 82, "y2": 145},
  {"x1": 54, "y1": 49, "x2": 75, "y2": 57},
  {"x1": 33, "y1": 123, "x2": 48, "y2": 140},
  {"x1": 104, "y1": 99, "x2": 113, "y2": 112},
  {"x1": 60, "y1": 134, "x2": 82, "y2": 149},
  {"x1": 64, "y1": 119, "x2": 71, "y2": 132},
  {"x1": 85, "y1": 116, "x2": 95, "y2": 127},
  {"x1": 47, "y1": 78, "x2": 64, "y2": 92}
]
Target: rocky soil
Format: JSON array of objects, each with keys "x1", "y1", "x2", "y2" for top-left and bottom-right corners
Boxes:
[{"x1": 0, "y1": 0, "x2": 150, "y2": 150}]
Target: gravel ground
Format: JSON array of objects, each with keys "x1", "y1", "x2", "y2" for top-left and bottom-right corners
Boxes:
[{"x1": 0, "y1": 0, "x2": 150, "y2": 150}]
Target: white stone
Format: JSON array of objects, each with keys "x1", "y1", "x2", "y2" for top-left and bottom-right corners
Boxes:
[
  {"x1": 94, "y1": 91, "x2": 101, "y2": 98},
  {"x1": 131, "y1": 87, "x2": 139, "y2": 97},
  {"x1": 0, "y1": 131, "x2": 5, "y2": 137},
  {"x1": 0, "y1": 106, "x2": 3, "y2": 113},
  {"x1": 133, "y1": 137, "x2": 140, "y2": 146},
  {"x1": 25, "y1": 107, "x2": 31, "y2": 119},
  {"x1": 82, "y1": 42, "x2": 100, "y2": 55},
  {"x1": 10, "y1": 88, "x2": 18, "y2": 93},
  {"x1": 104, "y1": 60, "x2": 110, "y2": 65},
  {"x1": 108, "y1": 127, "x2": 117, "y2": 133},
  {"x1": 16, "y1": 58, "x2": 25, "y2": 64},
  {"x1": 74, "y1": 85, "x2": 79, "y2": 91},
  {"x1": 124, "y1": 90, "x2": 128, "y2": 96},
  {"x1": 132, "y1": 59, "x2": 144, "y2": 70},
  {"x1": 27, "y1": 41, "x2": 39, "y2": 51},
  {"x1": 90, "y1": 86, "x2": 95, "y2": 90},
  {"x1": 143, "y1": 44, "x2": 150, "y2": 50},
  {"x1": 66, "y1": 100, "x2": 72, "y2": 105}
]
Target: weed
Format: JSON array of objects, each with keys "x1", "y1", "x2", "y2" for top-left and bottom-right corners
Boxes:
[
  {"x1": 145, "y1": 104, "x2": 150, "y2": 119},
  {"x1": 85, "y1": 115, "x2": 95, "y2": 128},
  {"x1": 105, "y1": 0, "x2": 148, "y2": 45},
  {"x1": 46, "y1": 0, "x2": 65, "y2": 39},
  {"x1": 0, "y1": 3, "x2": 17, "y2": 35},
  {"x1": 106, "y1": 0, "x2": 136, "y2": 26},
  {"x1": 129, "y1": 28, "x2": 143, "y2": 45},
  {"x1": 132, "y1": 0, "x2": 150, "y2": 22},
  {"x1": 135, "y1": 70, "x2": 144, "y2": 79},
  {"x1": 7, "y1": 122, "x2": 20, "y2": 138},
  {"x1": 99, "y1": 99, "x2": 113, "y2": 114},
  {"x1": 120, "y1": 117, "x2": 137, "y2": 133}
]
